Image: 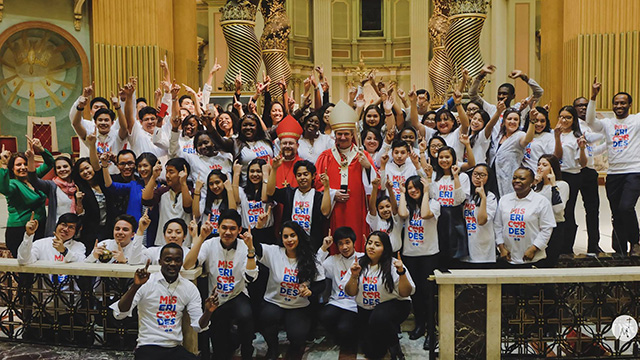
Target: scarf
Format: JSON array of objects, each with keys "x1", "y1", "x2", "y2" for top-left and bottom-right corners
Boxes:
[
  {"x1": 331, "y1": 144, "x2": 358, "y2": 187},
  {"x1": 53, "y1": 176, "x2": 76, "y2": 213}
]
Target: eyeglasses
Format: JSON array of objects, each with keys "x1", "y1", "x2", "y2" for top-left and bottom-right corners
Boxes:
[
  {"x1": 118, "y1": 162, "x2": 136, "y2": 167},
  {"x1": 430, "y1": 144, "x2": 444, "y2": 150},
  {"x1": 472, "y1": 172, "x2": 488, "y2": 179},
  {"x1": 59, "y1": 223, "x2": 77, "y2": 231}
]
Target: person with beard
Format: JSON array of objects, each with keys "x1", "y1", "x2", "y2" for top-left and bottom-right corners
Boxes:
[
  {"x1": 111, "y1": 244, "x2": 218, "y2": 360},
  {"x1": 298, "y1": 113, "x2": 335, "y2": 163},
  {"x1": 587, "y1": 78, "x2": 640, "y2": 256},
  {"x1": 169, "y1": 113, "x2": 233, "y2": 185},
  {"x1": 85, "y1": 214, "x2": 144, "y2": 265},
  {"x1": 315, "y1": 100, "x2": 377, "y2": 252},
  {"x1": 274, "y1": 115, "x2": 304, "y2": 188},
  {"x1": 266, "y1": 160, "x2": 335, "y2": 249}
]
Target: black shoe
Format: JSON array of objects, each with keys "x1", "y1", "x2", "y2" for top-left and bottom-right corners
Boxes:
[
  {"x1": 409, "y1": 324, "x2": 426, "y2": 340},
  {"x1": 389, "y1": 344, "x2": 405, "y2": 360}
]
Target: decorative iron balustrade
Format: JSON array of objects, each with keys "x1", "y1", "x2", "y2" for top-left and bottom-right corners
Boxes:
[{"x1": 0, "y1": 259, "x2": 201, "y2": 351}]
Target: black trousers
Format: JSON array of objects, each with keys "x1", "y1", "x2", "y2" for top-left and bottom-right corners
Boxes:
[
  {"x1": 134, "y1": 345, "x2": 196, "y2": 360},
  {"x1": 540, "y1": 222, "x2": 565, "y2": 267},
  {"x1": 6, "y1": 225, "x2": 45, "y2": 258},
  {"x1": 402, "y1": 254, "x2": 438, "y2": 327},
  {"x1": 357, "y1": 300, "x2": 411, "y2": 359},
  {"x1": 260, "y1": 301, "x2": 310, "y2": 359},
  {"x1": 318, "y1": 304, "x2": 358, "y2": 350},
  {"x1": 605, "y1": 173, "x2": 640, "y2": 253},
  {"x1": 578, "y1": 168, "x2": 601, "y2": 251},
  {"x1": 209, "y1": 293, "x2": 254, "y2": 360}
]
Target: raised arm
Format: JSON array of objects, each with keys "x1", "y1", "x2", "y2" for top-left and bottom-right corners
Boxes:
[
  {"x1": 452, "y1": 90, "x2": 469, "y2": 134},
  {"x1": 368, "y1": 176, "x2": 381, "y2": 216},
  {"x1": 407, "y1": 86, "x2": 426, "y2": 137},
  {"x1": 142, "y1": 161, "x2": 162, "y2": 202},
  {"x1": 184, "y1": 220, "x2": 214, "y2": 270},
  {"x1": 71, "y1": 87, "x2": 91, "y2": 140},
  {"x1": 520, "y1": 109, "x2": 538, "y2": 148},
  {"x1": 266, "y1": 156, "x2": 282, "y2": 196},
  {"x1": 419, "y1": 178, "x2": 434, "y2": 219},
  {"x1": 319, "y1": 171, "x2": 332, "y2": 217},
  {"x1": 179, "y1": 166, "x2": 193, "y2": 211},
  {"x1": 586, "y1": 77, "x2": 604, "y2": 132},
  {"x1": 397, "y1": 182, "x2": 409, "y2": 220},
  {"x1": 193, "y1": 177, "x2": 204, "y2": 219}
]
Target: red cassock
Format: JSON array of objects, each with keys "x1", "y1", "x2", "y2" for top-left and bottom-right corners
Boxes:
[
  {"x1": 275, "y1": 155, "x2": 303, "y2": 189},
  {"x1": 315, "y1": 148, "x2": 376, "y2": 253}
]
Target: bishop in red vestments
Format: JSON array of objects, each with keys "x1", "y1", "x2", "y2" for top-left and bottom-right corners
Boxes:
[
  {"x1": 315, "y1": 101, "x2": 376, "y2": 253},
  {"x1": 274, "y1": 115, "x2": 304, "y2": 188}
]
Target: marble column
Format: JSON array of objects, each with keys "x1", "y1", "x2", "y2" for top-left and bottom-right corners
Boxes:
[
  {"x1": 313, "y1": 0, "x2": 332, "y2": 92},
  {"x1": 540, "y1": 0, "x2": 564, "y2": 110},
  {"x1": 173, "y1": 0, "x2": 198, "y2": 86},
  {"x1": 410, "y1": 0, "x2": 430, "y2": 90}
]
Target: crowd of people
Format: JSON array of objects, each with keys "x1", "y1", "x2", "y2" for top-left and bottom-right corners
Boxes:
[{"x1": 1, "y1": 55, "x2": 639, "y2": 360}]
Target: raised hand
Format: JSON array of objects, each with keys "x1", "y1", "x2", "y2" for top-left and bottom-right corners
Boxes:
[
  {"x1": 234, "y1": 71, "x2": 243, "y2": 92},
  {"x1": 75, "y1": 185, "x2": 85, "y2": 204},
  {"x1": 261, "y1": 163, "x2": 271, "y2": 177},
  {"x1": 475, "y1": 185, "x2": 486, "y2": 198},
  {"x1": 394, "y1": 252, "x2": 405, "y2": 273},
  {"x1": 99, "y1": 152, "x2": 112, "y2": 168},
  {"x1": 200, "y1": 220, "x2": 214, "y2": 239},
  {"x1": 92, "y1": 239, "x2": 106, "y2": 260},
  {"x1": 319, "y1": 170, "x2": 330, "y2": 189},
  {"x1": 399, "y1": 182, "x2": 406, "y2": 194},
  {"x1": 209, "y1": 58, "x2": 222, "y2": 74},
  {"x1": 204, "y1": 291, "x2": 219, "y2": 313},
  {"x1": 420, "y1": 177, "x2": 430, "y2": 193},
  {"x1": 0, "y1": 145, "x2": 11, "y2": 167},
  {"x1": 113, "y1": 242, "x2": 126, "y2": 264},
  {"x1": 371, "y1": 175, "x2": 381, "y2": 189},
  {"x1": 508, "y1": 70, "x2": 523, "y2": 79},
  {"x1": 409, "y1": 151, "x2": 420, "y2": 167},
  {"x1": 86, "y1": 128, "x2": 97, "y2": 146},
  {"x1": 52, "y1": 236, "x2": 65, "y2": 253},
  {"x1": 547, "y1": 171, "x2": 556, "y2": 185},
  {"x1": 358, "y1": 150, "x2": 371, "y2": 169},
  {"x1": 577, "y1": 135, "x2": 587, "y2": 149},
  {"x1": 256, "y1": 206, "x2": 272, "y2": 229},
  {"x1": 451, "y1": 164, "x2": 460, "y2": 177},
  {"x1": 380, "y1": 153, "x2": 390, "y2": 168},
  {"x1": 82, "y1": 82, "x2": 94, "y2": 98},
  {"x1": 385, "y1": 175, "x2": 394, "y2": 190},
  {"x1": 321, "y1": 232, "x2": 333, "y2": 252},
  {"x1": 194, "y1": 176, "x2": 204, "y2": 193},
  {"x1": 272, "y1": 155, "x2": 284, "y2": 169},
  {"x1": 480, "y1": 64, "x2": 496, "y2": 76},
  {"x1": 496, "y1": 99, "x2": 506, "y2": 114},
  {"x1": 591, "y1": 76, "x2": 602, "y2": 100},
  {"x1": 139, "y1": 208, "x2": 151, "y2": 232},
  {"x1": 299, "y1": 283, "x2": 312, "y2": 297},
  {"x1": 179, "y1": 165, "x2": 188, "y2": 185},
  {"x1": 239, "y1": 227, "x2": 253, "y2": 249},
  {"x1": 134, "y1": 260, "x2": 152, "y2": 286},
  {"x1": 152, "y1": 161, "x2": 162, "y2": 179},
  {"x1": 461, "y1": 68, "x2": 471, "y2": 82},
  {"x1": 459, "y1": 133, "x2": 470, "y2": 146},
  {"x1": 315, "y1": 65, "x2": 324, "y2": 81},
  {"x1": 25, "y1": 212, "x2": 38, "y2": 236},
  {"x1": 350, "y1": 255, "x2": 362, "y2": 277},
  {"x1": 355, "y1": 93, "x2": 365, "y2": 109},
  {"x1": 453, "y1": 90, "x2": 463, "y2": 105},
  {"x1": 170, "y1": 82, "x2": 181, "y2": 100}
]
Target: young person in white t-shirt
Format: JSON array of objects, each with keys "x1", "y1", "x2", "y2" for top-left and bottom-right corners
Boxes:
[
  {"x1": 316, "y1": 227, "x2": 363, "y2": 354},
  {"x1": 553, "y1": 105, "x2": 590, "y2": 253},
  {"x1": 184, "y1": 210, "x2": 257, "y2": 360},
  {"x1": 344, "y1": 231, "x2": 415, "y2": 360},
  {"x1": 253, "y1": 219, "x2": 326, "y2": 360},
  {"x1": 379, "y1": 139, "x2": 422, "y2": 203},
  {"x1": 398, "y1": 175, "x2": 440, "y2": 342},
  {"x1": 18, "y1": 212, "x2": 85, "y2": 265},
  {"x1": 111, "y1": 243, "x2": 218, "y2": 360},
  {"x1": 496, "y1": 167, "x2": 556, "y2": 266},
  {"x1": 367, "y1": 175, "x2": 402, "y2": 252},
  {"x1": 138, "y1": 216, "x2": 192, "y2": 266},
  {"x1": 522, "y1": 107, "x2": 555, "y2": 171},
  {"x1": 466, "y1": 108, "x2": 501, "y2": 166},
  {"x1": 432, "y1": 91, "x2": 469, "y2": 161},
  {"x1": 533, "y1": 155, "x2": 570, "y2": 266},
  {"x1": 85, "y1": 214, "x2": 144, "y2": 265},
  {"x1": 460, "y1": 164, "x2": 498, "y2": 267},
  {"x1": 193, "y1": 169, "x2": 236, "y2": 237},
  {"x1": 586, "y1": 78, "x2": 640, "y2": 256},
  {"x1": 233, "y1": 158, "x2": 273, "y2": 230}
]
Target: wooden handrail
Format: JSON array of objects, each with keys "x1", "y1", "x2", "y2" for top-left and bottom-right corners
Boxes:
[{"x1": 434, "y1": 266, "x2": 640, "y2": 284}]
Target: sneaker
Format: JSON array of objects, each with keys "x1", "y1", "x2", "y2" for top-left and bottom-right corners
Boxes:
[{"x1": 630, "y1": 244, "x2": 640, "y2": 257}]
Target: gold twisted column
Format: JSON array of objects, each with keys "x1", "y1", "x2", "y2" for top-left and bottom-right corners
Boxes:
[
  {"x1": 428, "y1": 0, "x2": 453, "y2": 107},
  {"x1": 260, "y1": 0, "x2": 291, "y2": 101},
  {"x1": 444, "y1": 0, "x2": 487, "y2": 89},
  {"x1": 220, "y1": 0, "x2": 262, "y2": 92}
]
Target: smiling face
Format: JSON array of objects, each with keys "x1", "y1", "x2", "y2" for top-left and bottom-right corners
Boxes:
[
  {"x1": 304, "y1": 115, "x2": 320, "y2": 135},
  {"x1": 377, "y1": 199, "x2": 392, "y2": 220},
  {"x1": 137, "y1": 158, "x2": 153, "y2": 180},
  {"x1": 295, "y1": 166, "x2": 313, "y2": 191},
  {"x1": 218, "y1": 113, "x2": 233, "y2": 133},
  {"x1": 159, "y1": 247, "x2": 183, "y2": 282},
  {"x1": 407, "y1": 181, "x2": 421, "y2": 200},
  {"x1": 164, "y1": 222, "x2": 185, "y2": 246},
  {"x1": 471, "y1": 166, "x2": 489, "y2": 188},
  {"x1": 241, "y1": 118, "x2": 258, "y2": 140},
  {"x1": 78, "y1": 160, "x2": 95, "y2": 181},
  {"x1": 54, "y1": 222, "x2": 78, "y2": 242},
  {"x1": 337, "y1": 237, "x2": 355, "y2": 258},
  {"x1": 533, "y1": 112, "x2": 547, "y2": 134},
  {"x1": 282, "y1": 227, "x2": 299, "y2": 253},
  {"x1": 470, "y1": 112, "x2": 485, "y2": 132},
  {"x1": 280, "y1": 138, "x2": 298, "y2": 160},
  {"x1": 10, "y1": 156, "x2": 27, "y2": 179},
  {"x1": 117, "y1": 153, "x2": 136, "y2": 179},
  {"x1": 613, "y1": 94, "x2": 631, "y2": 119},
  {"x1": 219, "y1": 219, "x2": 240, "y2": 248},
  {"x1": 248, "y1": 163, "x2": 263, "y2": 185},
  {"x1": 183, "y1": 117, "x2": 199, "y2": 138},
  {"x1": 363, "y1": 131, "x2": 380, "y2": 153},
  {"x1": 365, "y1": 235, "x2": 384, "y2": 264},
  {"x1": 95, "y1": 113, "x2": 114, "y2": 135},
  {"x1": 55, "y1": 159, "x2": 72, "y2": 181},
  {"x1": 400, "y1": 129, "x2": 416, "y2": 147},
  {"x1": 436, "y1": 112, "x2": 455, "y2": 134},
  {"x1": 90, "y1": 101, "x2": 107, "y2": 116},
  {"x1": 429, "y1": 139, "x2": 444, "y2": 158},
  {"x1": 504, "y1": 112, "x2": 520, "y2": 134},
  {"x1": 323, "y1": 106, "x2": 334, "y2": 125},
  {"x1": 335, "y1": 130, "x2": 354, "y2": 149},
  {"x1": 416, "y1": 93, "x2": 429, "y2": 114},
  {"x1": 537, "y1": 157, "x2": 552, "y2": 179},
  {"x1": 424, "y1": 113, "x2": 436, "y2": 129},
  {"x1": 558, "y1": 110, "x2": 574, "y2": 132},
  {"x1": 437, "y1": 149, "x2": 454, "y2": 171},
  {"x1": 365, "y1": 108, "x2": 381, "y2": 128},
  {"x1": 113, "y1": 219, "x2": 134, "y2": 248},
  {"x1": 196, "y1": 134, "x2": 215, "y2": 157},
  {"x1": 181, "y1": 98, "x2": 195, "y2": 113},
  {"x1": 497, "y1": 86, "x2": 513, "y2": 104},
  {"x1": 466, "y1": 102, "x2": 480, "y2": 118},
  {"x1": 271, "y1": 103, "x2": 284, "y2": 124},
  {"x1": 573, "y1": 98, "x2": 588, "y2": 119},
  {"x1": 512, "y1": 168, "x2": 534, "y2": 197},
  {"x1": 208, "y1": 174, "x2": 225, "y2": 196},
  {"x1": 141, "y1": 113, "x2": 157, "y2": 134}
]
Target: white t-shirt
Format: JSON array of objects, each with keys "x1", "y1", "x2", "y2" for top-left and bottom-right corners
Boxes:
[
  {"x1": 298, "y1": 134, "x2": 335, "y2": 163},
  {"x1": 366, "y1": 213, "x2": 402, "y2": 252},
  {"x1": 128, "y1": 120, "x2": 168, "y2": 159},
  {"x1": 141, "y1": 243, "x2": 191, "y2": 265},
  {"x1": 579, "y1": 119, "x2": 605, "y2": 169},
  {"x1": 402, "y1": 201, "x2": 441, "y2": 257},
  {"x1": 439, "y1": 128, "x2": 465, "y2": 161},
  {"x1": 196, "y1": 238, "x2": 259, "y2": 306},
  {"x1": 84, "y1": 236, "x2": 145, "y2": 265},
  {"x1": 493, "y1": 131, "x2": 527, "y2": 197},
  {"x1": 343, "y1": 259, "x2": 416, "y2": 310},
  {"x1": 258, "y1": 244, "x2": 325, "y2": 309},
  {"x1": 55, "y1": 187, "x2": 74, "y2": 222},
  {"x1": 238, "y1": 140, "x2": 273, "y2": 169},
  {"x1": 381, "y1": 161, "x2": 419, "y2": 203},
  {"x1": 522, "y1": 132, "x2": 554, "y2": 171},
  {"x1": 537, "y1": 182, "x2": 570, "y2": 222},
  {"x1": 238, "y1": 188, "x2": 273, "y2": 229},
  {"x1": 494, "y1": 191, "x2": 556, "y2": 264},
  {"x1": 170, "y1": 130, "x2": 233, "y2": 183},
  {"x1": 154, "y1": 189, "x2": 193, "y2": 247},
  {"x1": 430, "y1": 173, "x2": 470, "y2": 207},
  {"x1": 292, "y1": 188, "x2": 316, "y2": 235},
  {"x1": 586, "y1": 100, "x2": 640, "y2": 174},
  {"x1": 110, "y1": 272, "x2": 207, "y2": 348},
  {"x1": 317, "y1": 249, "x2": 363, "y2": 313},
  {"x1": 18, "y1": 234, "x2": 86, "y2": 265},
  {"x1": 461, "y1": 192, "x2": 497, "y2": 263},
  {"x1": 558, "y1": 132, "x2": 582, "y2": 174},
  {"x1": 469, "y1": 128, "x2": 491, "y2": 165}
]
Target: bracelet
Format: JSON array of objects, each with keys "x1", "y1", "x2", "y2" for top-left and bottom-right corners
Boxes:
[
  {"x1": 455, "y1": 103, "x2": 462, "y2": 106},
  {"x1": 247, "y1": 254, "x2": 256, "y2": 259},
  {"x1": 113, "y1": 106, "x2": 121, "y2": 110},
  {"x1": 76, "y1": 106, "x2": 85, "y2": 111},
  {"x1": 247, "y1": 249, "x2": 256, "y2": 256},
  {"x1": 396, "y1": 268, "x2": 406, "y2": 276},
  {"x1": 385, "y1": 112, "x2": 393, "y2": 116}
]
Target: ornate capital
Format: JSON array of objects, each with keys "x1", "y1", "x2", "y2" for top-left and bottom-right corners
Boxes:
[
  {"x1": 448, "y1": 0, "x2": 487, "y2": 15},
  {"x1": 220, "y1": 0, "x2": 258, "y2": 23},
  {"x1": 259, "y1": 0, "x2": 290, "y2": 51},
  {"x1": 73, "y1": 0, "x2": 86, "y2": 31}
]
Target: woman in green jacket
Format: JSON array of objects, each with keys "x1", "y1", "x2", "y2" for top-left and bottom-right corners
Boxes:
[{"x1": 0, "y1": 138, "x2": 50, "y2": 257}]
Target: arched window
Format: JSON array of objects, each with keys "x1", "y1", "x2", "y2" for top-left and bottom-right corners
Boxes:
[{"x1": 360, "y1": 0, "x2": 383, "y2": 37}]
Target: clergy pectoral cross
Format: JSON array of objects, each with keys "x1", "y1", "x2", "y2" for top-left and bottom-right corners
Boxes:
[{"x1": 282, "y1": 179, "x2": 290, "y2": 187}]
